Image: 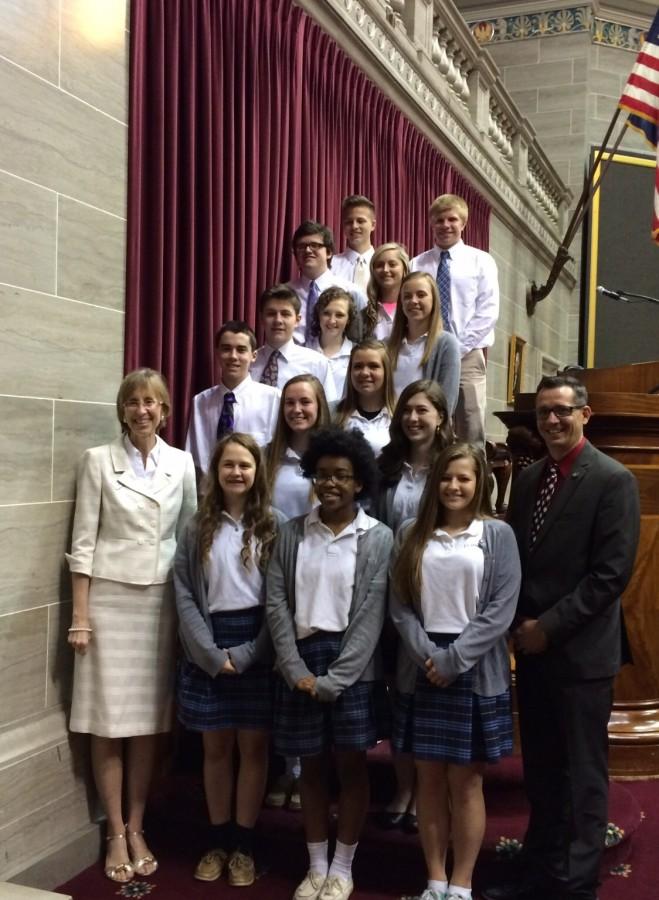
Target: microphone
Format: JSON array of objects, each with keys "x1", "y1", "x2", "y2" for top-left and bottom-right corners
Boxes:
[{"x1": 597, "y1": 285, "x2": 626, "y2": 300}]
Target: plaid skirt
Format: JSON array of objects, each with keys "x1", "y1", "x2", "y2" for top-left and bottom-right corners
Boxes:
[
  {"x1": 177, "y1": 606, "x2": 272, "y2": 732},
  {"x1": 274, "y1": 631, "x2": 380, "y2": 757},
  {"x1": 392, "y1": 632, "x2": 513, "y2": 764}
]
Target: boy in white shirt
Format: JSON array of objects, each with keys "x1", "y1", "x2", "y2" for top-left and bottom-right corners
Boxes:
[
  {"x1": 186, "y1": 321, "x2": 280, "y2": 475},
  {"x1": 411, "y1": 194, "x2": 499, "y2": 447},
  {"x1": 251, "y1": 285, "x2": 338, "y2": 402},
  {"x1": 331, "y1": 194, "x2": 377, "y2": 291},
  {"x1": 287, "y1": 220, "x2": 367, "y2": 345}
]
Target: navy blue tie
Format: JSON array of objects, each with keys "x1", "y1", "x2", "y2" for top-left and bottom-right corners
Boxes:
[
  {"x1": 305, "y1": 281, "x2": 319, "y2": 343},
  {"x1": 216, "y1": 392, "x2": 236, "y2": 440},
  {"x1": 437, "y1": 250, "x2": 452, "y2": 332}
]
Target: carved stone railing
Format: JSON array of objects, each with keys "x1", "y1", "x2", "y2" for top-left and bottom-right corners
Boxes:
[{"x1": 295, "y1": 0, "x2": 574, "y2": 268}]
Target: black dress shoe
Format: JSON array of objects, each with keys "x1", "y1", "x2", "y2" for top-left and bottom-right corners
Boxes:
[
  {"x1": 401, "y1": 812, "x2": 418, "y2": 834},
  {"x1": 375, "y1": 810, "x2": 406, "y2": 830}
]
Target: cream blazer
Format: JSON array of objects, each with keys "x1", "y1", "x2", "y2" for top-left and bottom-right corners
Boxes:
[{"x1": 66, "y1": 438, "x2": 197, "y2": 585}]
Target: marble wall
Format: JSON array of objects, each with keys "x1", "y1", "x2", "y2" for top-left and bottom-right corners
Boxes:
[
  {"x1": 481, "y1": 21, "x2": 650, "y2": 364},
  {"x1": 0, "y1": 0, "x2": 127, "y2": 885}
]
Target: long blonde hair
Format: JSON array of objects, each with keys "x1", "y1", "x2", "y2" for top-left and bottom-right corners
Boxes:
[
  {"x1": 198, "y1": 434, "x2": 276, "y2": 571},
  {"x1": 388, "y1": 272, "x2": 443, "y2": 370},
  {"x1": 334, "y1": 338, "x2": 396, "y2": 426},
  {"x1": 363, "y1": 243, "x2": 410, "y2": 337},
  {"x1": 392, "y1": 443, "x2": 492, "y2": 604}
]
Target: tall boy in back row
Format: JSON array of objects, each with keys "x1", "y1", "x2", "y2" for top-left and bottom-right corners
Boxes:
[
  {"x1": 330, "y1": 195, "x2": 377, "y2": 290},
  {"x1": 411, "y1": 194, "x2": 499, "y2": 446}
]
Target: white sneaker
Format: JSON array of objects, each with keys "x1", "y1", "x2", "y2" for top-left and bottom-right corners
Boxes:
[
  {"x1": 318, "y1": 874, "x2": 354, "y2": 900},
  {"x1": 419, "y1": 890, "x2": 446, "y2": 900},
  {"x1": 293, "y1": 870, "x2": 327, "y2": 900}
]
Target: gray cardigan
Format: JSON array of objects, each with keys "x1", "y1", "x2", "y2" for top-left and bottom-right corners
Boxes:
[
  {"x1": 390, "y1": 518, "x2": 521, "y2": 696},
  {"x1": 266, "y1": 514, "x2": 394, "y2": 702},
  {"x1": 174, "y1": 515, "x2": 275, "y2": 677},
  {"x1": 422, "y1": 331, "x2": 461, "y2": 416}
]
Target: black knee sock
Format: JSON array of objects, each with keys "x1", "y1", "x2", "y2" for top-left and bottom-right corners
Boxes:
[
  {"x1": 209, "y1": 820, "x2": 234, "y2": 851},
  {"x1": 233, "y1": 823, "x2": 255, "y2": 856}
]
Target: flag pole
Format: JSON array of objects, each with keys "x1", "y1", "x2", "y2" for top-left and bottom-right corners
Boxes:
[{"x1": 526, "y1": 108, "x2": 627, "y2": 315}]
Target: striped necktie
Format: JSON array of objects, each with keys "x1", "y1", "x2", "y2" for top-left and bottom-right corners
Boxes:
[
  {"x1": 436, "y1": 250, "x2": 453, "y2": 332},
  {"x1": 354, "y1": 256, "x2": 369, "y2": 291},
  {"x1": 304, "y1": 280, "x2": 319, "y2": 343},
  {"x1": 216, "y1": 392, "x2": 236, "y2": 440}
]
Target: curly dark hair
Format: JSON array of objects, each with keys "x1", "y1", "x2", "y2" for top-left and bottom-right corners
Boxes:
[
  {"x1": 308, "y1": 286, "x2": 356, "y2": 340},
  {"x1": 300, "y1": 426, "x2": 379, "y2": 501}
]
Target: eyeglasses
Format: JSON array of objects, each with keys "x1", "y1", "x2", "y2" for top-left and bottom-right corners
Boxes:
[
  {"x1": 535, "y1": 405, "x2": 584, "y2": 420},
  {"x1": 124, "y1": 398, "x2": 161, "y2": 410},
  {"x1": 312, "y1": 473, "x2": 355, "y2": 486},
  {"x1": 294, "y1": 241, "x2": 326, "y2": 253}
]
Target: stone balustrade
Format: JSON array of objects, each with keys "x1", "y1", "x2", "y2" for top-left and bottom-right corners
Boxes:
[{"x1": 297, "y1": 0, "x2": 573, "y2": 257}]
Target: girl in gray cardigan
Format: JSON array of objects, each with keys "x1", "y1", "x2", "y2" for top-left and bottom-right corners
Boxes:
[
  {"x1": 266, "y1": 427, "x2": 393, "y2": 900},
  {"x1": 390, "y1": 443, "x2": 521, "y2": 900},
  {"x1": 174, "y1": 434, "x2": 278, "y2": 888},
  {"x1": 388, "y1": 271, "x2": 460, "y2": 415}
]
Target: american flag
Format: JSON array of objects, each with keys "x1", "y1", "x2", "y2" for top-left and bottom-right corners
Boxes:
[{"x1": 618, "y1": 10, "x2": 659, "y2": 243}]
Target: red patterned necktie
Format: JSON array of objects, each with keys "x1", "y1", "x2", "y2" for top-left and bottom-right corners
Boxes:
[
  {"x1": 530, "y1": 461, "x2": 559, "y2": 546},
  {"x1": 260, "y1": 349, "x2": 280, "y2": 387}
]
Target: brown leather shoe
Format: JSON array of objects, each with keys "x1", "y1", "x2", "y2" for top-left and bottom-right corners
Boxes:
[
  {"x1": 194, "y1": 848, "x2": 228, "y2": 881},
  {"x1": 228, "y1": 850, "x2": 256, "y2": 886}
]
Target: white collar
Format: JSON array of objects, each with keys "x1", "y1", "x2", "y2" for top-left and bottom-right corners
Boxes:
[
  {"x1": 220, "y1": 375, "x2": 253, "y2": 398},
  {"x1": 306, "y1": 504, "x2": 372, "y2": 537},
  {"x1": 433, "y1": 518, "x2": 483, "y2": 540},
  {"x1": 123, "y1": 433, "x2": 161, "y2": 466}
]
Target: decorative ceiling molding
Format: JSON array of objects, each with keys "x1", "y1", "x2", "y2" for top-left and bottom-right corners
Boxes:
[
  {"x1": 467, "y1": 4, "x2": 650, "y2": 51},
  {"x1": 295, "y1": 0, "x2": 575, "y2": 277}
]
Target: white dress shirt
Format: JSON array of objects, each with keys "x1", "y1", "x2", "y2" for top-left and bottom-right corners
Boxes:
[
  {"x1": 294, "y1": 506, "x2": 378, "y2": 639},
  {"x1": 342, "y1": 408, "x2": 392, "y2": 455},
  {"x1": 251, "y1": 339, "x2": 337, "y2": 401},
  {"x1": 272, "y1": 447, "x2": 316, "y2": 520},
  {"x1": 123, "y1": 434, "x2": 161, "y2": 485},
  {"x1": 206, "y1": 512, "x2": 265, "y2": 613},
  {"x1": 410, "y1": 240, "x2": 499, "y2": 356},
  {"x1": 391, "y1": 463, "x2": 429, "y2": 533},
  {"x1": 393, "y1": 334, "x2": 426, "y2": 397},
  {"x1": 288, "y1": 269, "x2": 367, "y2": 345},
  {"x1": 372, "y1": 305, "x2": 394, "y2": 342},
  {"x1": 420, "y1": 519, "x2": 484, "y2": 632},
  {"x1": 185, "y1": 376, "x2": 280, "y2": 473},
  {"x1": 331, "y1": 246, "x2": 375, "y2": 287},
  {"x1": 309, "y1": 336, "x2": 354, "y2": 399}
]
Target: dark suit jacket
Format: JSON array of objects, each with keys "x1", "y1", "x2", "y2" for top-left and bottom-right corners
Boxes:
[{"x1": 507, "y1": 441, "x2": 640, "y2": 681}]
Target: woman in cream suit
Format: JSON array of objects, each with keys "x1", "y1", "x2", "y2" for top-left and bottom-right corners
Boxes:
[{"x1": 67, "y1": 368, "x2": 197, "y2": 884}]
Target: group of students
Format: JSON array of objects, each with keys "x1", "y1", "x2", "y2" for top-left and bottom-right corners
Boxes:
[
  {"x1": 66, "y1": 191, "x2": 510, "y2": 900},
  {"x1": 185, "y1": 189, "x2": 500, "y2": 481}
]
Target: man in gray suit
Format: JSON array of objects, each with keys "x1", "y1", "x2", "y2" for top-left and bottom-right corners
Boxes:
[{"x1": 485, "y1": 374, "x2": 640, "y2": 900}]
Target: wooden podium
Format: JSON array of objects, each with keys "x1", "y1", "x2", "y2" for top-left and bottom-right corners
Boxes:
[{"x1": 495, "y1": 360, "x2": 659, "y2": 778}]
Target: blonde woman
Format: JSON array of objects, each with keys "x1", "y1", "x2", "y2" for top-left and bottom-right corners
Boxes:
[{"x1": 67, "y1": 369, "x2": 196, "y2": 883}]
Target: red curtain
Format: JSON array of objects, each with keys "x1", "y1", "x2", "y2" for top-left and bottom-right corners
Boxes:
[{"x1": 126, "y1": 0, "x2": 491, "y2": 447}]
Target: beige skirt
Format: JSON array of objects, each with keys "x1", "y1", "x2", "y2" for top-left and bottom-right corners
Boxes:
[{"x1": 70, "y1": 578, "x2": 177, "y2": 738}]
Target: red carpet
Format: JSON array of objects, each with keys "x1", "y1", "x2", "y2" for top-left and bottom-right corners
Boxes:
[{"x1": 56, "y1": 748, "x2": 657, "y2": 900}]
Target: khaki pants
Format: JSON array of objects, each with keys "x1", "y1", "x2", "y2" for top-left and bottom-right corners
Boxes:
[{"x1": 454, "y1": 348, "x2": 486, "y2": 446}]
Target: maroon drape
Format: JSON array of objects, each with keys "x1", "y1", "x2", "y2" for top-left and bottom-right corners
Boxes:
[{"x1": 126, "y1": 0, "x2": 491, "y2": 447}]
